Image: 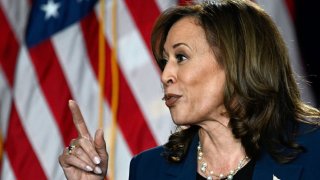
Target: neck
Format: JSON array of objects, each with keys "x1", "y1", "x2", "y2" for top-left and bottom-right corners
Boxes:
[
  {"x1": 198, "y1": 119, "x2": 242, "y2": 154},
  {"x1": 197, "y1": 121, "x2": 247, "y2": 176}
]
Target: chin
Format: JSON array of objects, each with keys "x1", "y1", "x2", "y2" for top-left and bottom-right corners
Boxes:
[
  {"x1": 170, "y1": 110, "x2": 191, "y2": 125},
  {"x1": 171, "y1": 117, "x2": 191, "y2": 126},
  {"x1": 171, "y1": 117, "x2": 183, "y2": 125}
]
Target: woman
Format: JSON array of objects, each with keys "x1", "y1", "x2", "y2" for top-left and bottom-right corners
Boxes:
[{"x1": 59, "y1": 0, "x2": 320, "y2": 179}]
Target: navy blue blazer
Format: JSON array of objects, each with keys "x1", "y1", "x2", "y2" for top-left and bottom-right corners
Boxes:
[{"x1": 129, "y1": 124, "x2": 320, "y2": 180}]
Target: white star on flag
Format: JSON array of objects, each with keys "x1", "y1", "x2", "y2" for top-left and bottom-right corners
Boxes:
[{"x1": 41, "y1": 0, "x2": 61, "y2": 20}]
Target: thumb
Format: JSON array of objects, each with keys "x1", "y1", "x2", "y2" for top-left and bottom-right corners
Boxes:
[{"x1": 94, "y1": 129, "x2": 108, "y2": 165}]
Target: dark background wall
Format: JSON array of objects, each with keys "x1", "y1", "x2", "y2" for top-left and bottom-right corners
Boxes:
[{"x1": 295, "y1": 1, "x2": 320, "y2": 107}]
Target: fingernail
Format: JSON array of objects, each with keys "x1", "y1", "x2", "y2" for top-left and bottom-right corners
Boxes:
[
  {"x1": 94, "y1": 166, "x2": 102, "y2": 174},
  {"x1": 94, "y1": 156, "x2": 101, "y2": 164},
  {"x1": 85, "y1": 165, "x2": 93, "y2": 172}
]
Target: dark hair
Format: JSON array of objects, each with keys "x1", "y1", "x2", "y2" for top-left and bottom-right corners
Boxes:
[{"x1": 151, "y1": 0, "x2": 320, "y2": 163}]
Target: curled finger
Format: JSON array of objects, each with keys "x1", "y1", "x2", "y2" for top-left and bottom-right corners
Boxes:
[
  {"x1": 61, "y1": 146, "x2": 103, "y2": 175},
  {"x1": 59, "y1": 147, "x2": 93, "y2": 173},
  {"x1": 70, "y1": 145, "x2": 98, "y2": 171},
  {"x1": 77, "y1": 137, "x2": 102, "y2": 165}
]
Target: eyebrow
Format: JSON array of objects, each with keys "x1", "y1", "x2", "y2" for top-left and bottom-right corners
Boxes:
[
  {"x1": 162, "y1": 42, "x2": 192, "y2": 57},
  {"x1": 173, "y1": 42, "x2": 191, "y2": 49}
]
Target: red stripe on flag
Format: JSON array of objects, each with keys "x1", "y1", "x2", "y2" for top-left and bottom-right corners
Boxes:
[
  {"x1": 79, "y1": 12, "x2": 112, "y2": 101},
  {"x1": 117, "y1": 69, "x2": 158, "y2": 154},
  {"x1": 28, "y1": 40, "x2": 77, "y2": 146},
  {"x1": 178, "y1": 0, "x2": 192, "y2": 5},
  {"x1": 0, "y1": 7, "x2": 19, "y2": 86},
  {"x1": 80, "y1": 12, "x2": 157, "y2": 155},
  {"x1": 284, "y1": 0, "x2": 295, "y2": 20},
  {"x1": 124, "y1": 0, "x2": 160, "y2": 55},
  {"x1": 4, "y1": 104, "x2": 47, "y2": 179}
]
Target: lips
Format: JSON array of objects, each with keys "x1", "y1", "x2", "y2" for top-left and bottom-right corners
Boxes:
[{"x1": 162, "y1": 93, "x2": 182, "y2": 107}]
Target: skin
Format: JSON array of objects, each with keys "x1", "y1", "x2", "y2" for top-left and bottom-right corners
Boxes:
[
  {"x1": 162, "y1": 17, "x2": 246, "y2": 175},
  {"x1": 59, "y1": 17, "x2": 246, "y2": 179},
  {"x1": 162, "y1": 17, "x2": 227, "y2": 126},
  {"x1": 58, "y1": 100, "x2": 108, "y2": 180}
]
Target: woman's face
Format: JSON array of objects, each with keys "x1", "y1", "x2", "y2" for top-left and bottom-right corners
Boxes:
[{"x1": 161, "y1": 17, "x2": 226, "y2": 125}]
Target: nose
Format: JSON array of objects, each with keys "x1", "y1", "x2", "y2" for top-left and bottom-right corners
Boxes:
[{"x1": 161, "y1": 60, "x2": 177, "y2": 87}]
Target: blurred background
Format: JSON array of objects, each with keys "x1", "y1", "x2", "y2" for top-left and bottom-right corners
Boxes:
[{"x1": 0, "y1": 0, "x2": 319, "y2": 179}]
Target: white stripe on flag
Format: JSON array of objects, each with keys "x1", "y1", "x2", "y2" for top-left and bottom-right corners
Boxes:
[
  {"x1": 112, "y1": 128, "x2": 132, "y2": 180},
  {"x1": 13, "y1": 47, "x2": 65, "y2": 179},
  {"x1": 52, "y1": 22, "x2": 134, "y2": 180},
  {"x1": 0, "y1": 0, "x2": 30, "y2": 42},
  {"x1": 100, "y1": 0, "x2": 174, "y2": 145},
  {"x1": 0, "y1": 66, "x2": 12, "y2": 138},
  {"x1": 1, "y1": 153, "x2": 16, "y2": 180},
  {"x1": 51, "y1": 23, "x2": 112, "y2": 136},
  {"x1": 155, "y1": 0, "x2": 177, "y2": 11}
]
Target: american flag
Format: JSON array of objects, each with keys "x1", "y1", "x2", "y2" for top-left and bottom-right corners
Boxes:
[{"x1": 0, "y1": 0, "x2": 318, "y2": 179}]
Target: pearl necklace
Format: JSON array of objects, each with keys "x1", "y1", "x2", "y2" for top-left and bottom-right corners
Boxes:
[{"x1": 197, "y1": 142, "x2": 250, "y2": 180}]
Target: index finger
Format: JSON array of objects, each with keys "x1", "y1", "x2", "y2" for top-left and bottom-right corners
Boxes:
[{"x1": 68, "y1": 100, "x2": 92, "y2": 140}]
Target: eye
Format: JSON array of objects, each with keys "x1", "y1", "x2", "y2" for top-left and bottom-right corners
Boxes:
[
  {"x1": 176, "y1": 54, "x2": 187, "y2": 63},
  {"x1": 158, "y1": 58, "x2": 168, "y2": 71}
]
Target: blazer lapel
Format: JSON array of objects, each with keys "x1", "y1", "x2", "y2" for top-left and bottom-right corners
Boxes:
[
  {"x1": 165, "y1": 134, "x2": 199, "y2": 179},
  {"x1": 253, "y1": 152, "x2": 303, "y2": 180}
]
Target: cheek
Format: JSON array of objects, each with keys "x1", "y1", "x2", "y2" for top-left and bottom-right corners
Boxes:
[
  {"x1": 185, "y1": 65, "x2": 225, "y2": 97},
  {"x1": 193, "y1": 71, "x2": 226, "y2": 111},
  {"x1": 176, "y1": 61, "x2": 226, "y2": 113}
]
